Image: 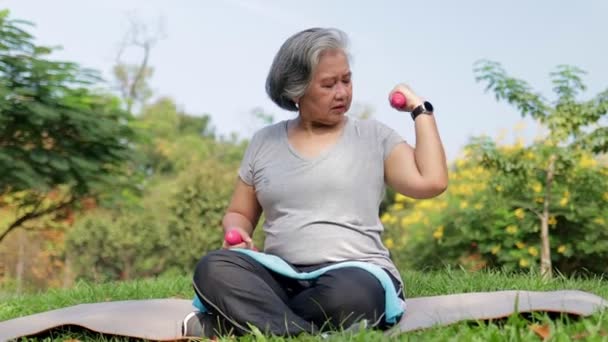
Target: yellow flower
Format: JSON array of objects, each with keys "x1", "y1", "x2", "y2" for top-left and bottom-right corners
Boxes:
[
  {"x1": 395, "y1": 193, "x2": 408, "y2": 203},
  {"x1": 528, "y1": 247, "x2": 539, "y2": 257},
  {"x1": 535, "y1": 197, "x2": 544, "y2": 204},
  {"x1": 559, "y1": 197, "x2": 569, "y2": 207},
  {"x1": 603, "y1": 192, "x2": 608, "y2": 202},
  {"x1": 473, "y1": 166, "x2": 485, "y2": 175},
  {"x1": 519, "y1": 259, "x2": 530, "y2": 268},
  {"x1": 381, "y1": 213, "x2": 392, "y2": 224},
  {"x1": 514, "y1": 208, "x2": 525, "y2": 220},
  {"x1": 459, "y1": 201, "x2": 469, "y2": 209},
  {"x1": 524, "y1": 151, "x2": 535, "y2": 160},
  {"x1": 531, "y1": 182, "x2": 542, "y2": 193},
  {"x1": 593, "y1": 218, "x2": 605, "y2": 225},
  {"x1": 515, "y1": 241, "x2": 526, "y2": 249},
  {"x1": 433, "y1": 226, "x2": 445, "y2": 240},
  {"x1": 506, "y1": 225, "x2": 518, "y2": 234},
  {"x1": 557, "y1": 245, "x2": 567, "y2": 254},
  {"x1": 491, "y1": 245, "x2": 501, "y2": 255},
  {"x1": 384, "y1": 238, "x2": 395, "y2": 249},
  {"x1": 400, "y1": 211, "x2": 422, "y2": 227},
  {"x1": 544, "y1": 139, "x2": 555, "y2": 147},
  {"x1": 393, "y1": 203, "x2": 404, "y2": 211},
  {"x1": 417, "y1": 200, "x2": 434, "y2": 209},
  {"x1": 579, "y1": 154, "x2": 598, "y2": 168},
  {"x1": 496, "y1": 185, "x2": 504, "y2": 192},
  {"x1": 548, "y1": 215, "x2": 557, "y2": 226}
]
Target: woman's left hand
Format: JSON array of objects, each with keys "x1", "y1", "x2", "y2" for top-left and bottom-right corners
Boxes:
[{"x1": 388, "y1": 84, "x2": 423, "y2": 112}]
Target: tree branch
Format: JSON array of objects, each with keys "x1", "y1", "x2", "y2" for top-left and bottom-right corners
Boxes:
[{"x1": 0, "y1": 195, "x2": 77, "y2": 243}]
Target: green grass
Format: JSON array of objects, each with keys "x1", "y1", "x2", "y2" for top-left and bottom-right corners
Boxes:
[{"x1": 2, "y1": 269, "x2": 608, "y2": 341}]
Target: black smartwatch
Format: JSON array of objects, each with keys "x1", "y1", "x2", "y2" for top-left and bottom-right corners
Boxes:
[{"x1": 411, "y1": 101, "x2": 434, "y2": 121}]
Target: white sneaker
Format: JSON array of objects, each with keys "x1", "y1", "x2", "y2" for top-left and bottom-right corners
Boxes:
[{"x1": 181, "y1": 311, "x2": 216, "y2": 338}]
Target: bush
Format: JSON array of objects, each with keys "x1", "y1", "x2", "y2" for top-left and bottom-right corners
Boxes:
[
  {"x1": 66, "y1": 210, "x2": 170, "y2": 282},
  {"x1": 66, "y1": 158, "x2": 243, "y2": 281},
  {"x1": 385, "y1": 142, "x2": 608, "y2": 275}
]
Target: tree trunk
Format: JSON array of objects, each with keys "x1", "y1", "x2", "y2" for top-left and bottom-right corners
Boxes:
[
  {"x1": 16, "y1": 231, "x2": 25, "y2": 293},
  {"x1": 62, "y1": 255, "x2": 74, "y2": 288},
  {"x1": 540, "y1": 154, "x2": 557, "y2": 278}
]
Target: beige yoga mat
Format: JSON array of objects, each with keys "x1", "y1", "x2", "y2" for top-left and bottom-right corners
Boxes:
[{"x1": 0, "y1": 290, "x2": 606, "y2": 341}]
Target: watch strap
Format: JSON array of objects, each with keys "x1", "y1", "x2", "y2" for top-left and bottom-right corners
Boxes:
[{"x1": 411, "y1": 101, "x2": 433, "y2": 121}]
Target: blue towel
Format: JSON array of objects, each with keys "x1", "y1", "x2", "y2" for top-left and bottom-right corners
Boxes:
[{"x1": 192, "y1": 249, "x2": 405, "y2": 324}]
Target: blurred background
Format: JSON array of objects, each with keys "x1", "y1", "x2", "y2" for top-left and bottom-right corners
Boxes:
[{"x1": 0, "y1": 0, "x2": 607, "y2": 292}]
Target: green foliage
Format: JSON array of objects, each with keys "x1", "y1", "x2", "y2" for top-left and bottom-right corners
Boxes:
[
  {"x1": 134, "y1": 97, "x2": 217, "y2": 175},
  {"x1": 163, "y1": 159, "x2": 238, "y2": 273},
  {"x1": 63, "y1": 85, "x2": 249, "y2": 281},
  {"x1": 474, "y1": 60, "x2": 608, "y2": 151},
  {"x1": 0, "y1": 10, "x2": 136, "y2": 242},
  {"x1": 385, "y1": 62, "x2": 608, "y2": 276},
  {"x1": 384, "y1": 135, "x2": 608, "y2": 274},
  {"x1": 473, "y1": 61, "x2": 608, "y2": 276},
  {"x1": 113, "y1": 63, "x2": 154, "y2": 114},
  {"x1": 66, "y1": 157, "x2": 243, "y2": 280},
  {"x1": 66, "y1": 210, "x2": 170, "y2": 282}
]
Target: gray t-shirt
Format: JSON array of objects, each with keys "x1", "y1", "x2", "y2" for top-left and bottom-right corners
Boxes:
[{"x1": 239, "y1": 116, "x2": 404, "y2": 283}]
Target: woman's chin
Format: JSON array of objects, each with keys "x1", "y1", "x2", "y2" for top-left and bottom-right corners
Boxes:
[{"x1": 330, "y1": 106, "x2": 348, "y2": 115}]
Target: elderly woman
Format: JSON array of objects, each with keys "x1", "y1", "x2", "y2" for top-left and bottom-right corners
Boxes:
[{"x1": 185, "y1": 27, "x2": 448, "y2": 337}]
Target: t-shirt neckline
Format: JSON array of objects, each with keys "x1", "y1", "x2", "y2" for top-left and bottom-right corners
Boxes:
[{"x1": 283, "y1": 116, "x2": 350, "y2": 163}]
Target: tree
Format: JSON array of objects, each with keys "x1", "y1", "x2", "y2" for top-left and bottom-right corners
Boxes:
[
  {"x1": 472, "y1": 60, "x2": 608, "y2": 277},
  {"x1": 113, "y1": 14, "x2": 165, "y2": 114},
  {"x1": 0, "y1": 10, "x2": 136, "y2": 243},
  {"x1": 136, "y1": 97, "x2": 216, "y2": 176}
]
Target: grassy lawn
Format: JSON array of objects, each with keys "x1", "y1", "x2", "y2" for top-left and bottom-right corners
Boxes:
[{"x1": 1, "y1": 268, "x2": 607, "y2": 341}]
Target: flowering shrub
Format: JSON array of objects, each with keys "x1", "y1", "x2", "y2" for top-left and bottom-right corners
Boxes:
[{"x1": 384, "y1": 141, "x2": 608, "y2": 275}]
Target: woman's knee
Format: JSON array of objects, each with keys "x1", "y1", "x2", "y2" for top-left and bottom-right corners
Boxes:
[
  {"x1": 317, "y1": 268, "x2": 385, "y2": 323},
  {"x1": 193, "y1": 250, "x2": 242, "y2": 290}
]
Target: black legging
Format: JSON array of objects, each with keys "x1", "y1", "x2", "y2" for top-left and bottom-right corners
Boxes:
[{"x1": 192, "y1": 249, "x2": 403, "y2": 336}]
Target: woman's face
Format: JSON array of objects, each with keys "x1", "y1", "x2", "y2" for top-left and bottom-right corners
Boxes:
[{"x1": 297, "y1": 49, "x2": 352, "y2": 125}]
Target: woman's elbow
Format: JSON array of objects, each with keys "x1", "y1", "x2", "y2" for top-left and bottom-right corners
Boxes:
[
  {"x1": 434, "y1": 180, "x2": 449, "y2": 195},
  {"x1": 427, "y1": 178, "x2": 449, "y2": 197}
]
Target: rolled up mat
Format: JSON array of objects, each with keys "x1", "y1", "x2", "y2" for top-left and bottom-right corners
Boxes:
[
  {"x1": 386, "y1": 290, "x2": 607, "y2": 336},
  {"x1": 1, "y1": 290, "x2": 606, "y2": 341}
]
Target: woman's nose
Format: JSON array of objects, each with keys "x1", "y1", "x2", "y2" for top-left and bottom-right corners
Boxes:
[{"x1": 335, "y1": 83, "x2": 348, "y2": 99}]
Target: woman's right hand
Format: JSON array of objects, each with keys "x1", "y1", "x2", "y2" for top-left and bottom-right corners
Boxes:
[{"x1": 222, "y1": 227, "x2": 256, "y2": 250}]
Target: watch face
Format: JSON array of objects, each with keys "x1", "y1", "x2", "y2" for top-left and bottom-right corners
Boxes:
[{"x1": 423, "y1": 101, "x2": 434, "y2": 112}]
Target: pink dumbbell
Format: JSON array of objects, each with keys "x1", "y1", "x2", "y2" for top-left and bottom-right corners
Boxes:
[
  {"x1": 224, "y1": 228, "x2": 258, "y2": 251},
  {"x1": 390, "y1": 92, "x2": 407, "y2": 109},
  {"x1": 224, "y1": 229, "x2": 243, "y2": 245}
]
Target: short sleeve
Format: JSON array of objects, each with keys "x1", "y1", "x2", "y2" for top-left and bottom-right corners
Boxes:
[
  {"x1": 238, "y1": 132, "x2": 261, "y2": 186},
  {"x1": 376, "y1": 120, "x2": 405, "y2": 160}
]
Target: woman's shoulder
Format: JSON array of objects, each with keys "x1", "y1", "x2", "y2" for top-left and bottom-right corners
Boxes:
[{"x1": 248, "y1": 120, "x2": 286, "y2": 145}]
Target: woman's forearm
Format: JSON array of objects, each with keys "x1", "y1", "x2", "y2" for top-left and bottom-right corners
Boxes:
[{"x1": 222, "y1": 212, "x2": 256, "y2": 235}]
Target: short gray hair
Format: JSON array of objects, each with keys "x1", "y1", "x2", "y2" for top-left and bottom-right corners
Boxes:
[{"x1": 265, "y1": 28, "x2": 350, "y2": 111}]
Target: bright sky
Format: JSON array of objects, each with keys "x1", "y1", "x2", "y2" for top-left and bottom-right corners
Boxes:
[{"x1": 2, "y1": 0, "x2": 607, "y2": 161}]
